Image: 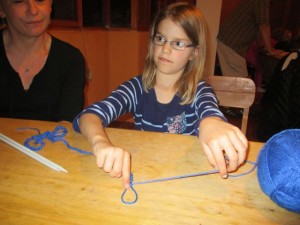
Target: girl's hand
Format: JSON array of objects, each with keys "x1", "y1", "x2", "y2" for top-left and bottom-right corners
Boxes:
[
  {"x1": 92, "y1": 138, "x2": 131, "y2": 189},
  {"x1": 198, "y1": 117, "x2": 248, "y2": 178},
  {"x1": 78, "y1": 113, "x2": 131, "y2": 189}
]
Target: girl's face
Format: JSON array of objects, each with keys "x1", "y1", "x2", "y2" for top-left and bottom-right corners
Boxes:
[
  {"x1": 0, "y1": 0, "x2": 52, "y2": 37},
  {"x1": 153, "y1": 18, "x2": 198, "y2": 79}
]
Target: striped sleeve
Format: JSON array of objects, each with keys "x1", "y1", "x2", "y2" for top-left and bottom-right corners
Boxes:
[
  {"x1": 73, "y1": 76, "x2": 143, "y2": 132},
  {"x1": 194, "y1": 81, "x2": 227, "y2": 121}
]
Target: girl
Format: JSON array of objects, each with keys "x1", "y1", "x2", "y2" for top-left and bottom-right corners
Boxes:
[{"x1": 73, "y1": 2, "x2": 248, "y2": 189}]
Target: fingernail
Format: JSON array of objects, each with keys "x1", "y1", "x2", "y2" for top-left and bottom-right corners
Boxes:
[{"x1": 222, "y1": 174, "x2": 228, "y2": 179}]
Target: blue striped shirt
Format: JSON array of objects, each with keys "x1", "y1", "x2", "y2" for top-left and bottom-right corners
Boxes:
[{"x1": 73, "y1": 75, "x2": 226, "y2": 136}]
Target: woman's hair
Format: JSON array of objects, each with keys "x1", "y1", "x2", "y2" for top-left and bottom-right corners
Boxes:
[{"x1": 142, "y1": 2, "x2": 208, "y2": 104}]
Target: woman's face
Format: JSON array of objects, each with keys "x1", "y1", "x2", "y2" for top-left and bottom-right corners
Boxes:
[
  {"x1": 152, "y1": 18, "x2": 198, "y2": 79},
  {"x1": 0, "y1": 0, "x2": 52, "y2": 37}
]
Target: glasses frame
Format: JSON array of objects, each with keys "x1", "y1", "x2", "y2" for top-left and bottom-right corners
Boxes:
[{"x1": 152, "y1": 35, "x2": 195, "y2": 51}]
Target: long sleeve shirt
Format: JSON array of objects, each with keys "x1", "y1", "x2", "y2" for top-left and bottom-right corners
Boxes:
[{"x1": 73, "y1": 75, "x2": 226, "y2": 136}]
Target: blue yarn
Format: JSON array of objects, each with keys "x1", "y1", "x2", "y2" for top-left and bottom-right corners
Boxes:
[
  {"x1": 123, "y1": 130, "x2": 300, "y2": 208},
  {"x1": 257, "y1": 129, "x2": 300, "y2": 214},
  {"x1": 121, "y1": 174, "x2": 138, "y2": 205},
  {"x1": 17, "y1": 126, "x2": 92, "y2": 155},
  {"x1": 121, "y1": 159, "x2": 259, "y2": 205}
]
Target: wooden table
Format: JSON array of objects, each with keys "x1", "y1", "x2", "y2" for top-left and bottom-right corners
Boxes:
[{"x1": 0, "y1": 118, "x2": 299, "y2": 225}]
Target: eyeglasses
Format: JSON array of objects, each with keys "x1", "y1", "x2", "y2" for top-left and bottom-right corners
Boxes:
[{"x1": 152, "y1": 35, "x2": 195, "y2": 51}]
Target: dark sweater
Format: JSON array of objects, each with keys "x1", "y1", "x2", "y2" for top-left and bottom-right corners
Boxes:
[
  {"x1": 258, "y1": 51, "x2": 300, "y2": 141},
  {"x1": 0, "y1": 30, "x2": 86, "y2": 122}
]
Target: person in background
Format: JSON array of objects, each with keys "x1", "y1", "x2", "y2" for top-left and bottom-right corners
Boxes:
[
  {"x1": 245, "y1": 27, "x2": 292, "y2": 92},
  {"x1": 73, "y1": 3, "x2": 248, "y2": 189},
  {"x1": 257, "y1": 27, "x2": 293, "y2": 86},
  {"x1": 245, "y1": 34, "x2": 272, "y2": 93},
  {"x1": 289, "y1": 26, "x2": 300, "y2": 52},
  {"x1": 0, "y1": 0, "x2": 86, "y2": 122},
  {"x1": 272, "y1": 27, "x2": 293, "y2": 52},
  {"x1": 257, "y1": 27, "x2": 300, "y2": 141},
  {"x1": 217, "y1": 0, "x2": 287, "y2": 79}
]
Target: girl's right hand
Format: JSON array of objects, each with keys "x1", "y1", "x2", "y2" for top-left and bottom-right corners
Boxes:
[
  {"x1": 78, "y1": 113, "x2": 131, "y2": 189},
  {"x1": 93, "y1": 141, "x2": 131, "y2": 189}
]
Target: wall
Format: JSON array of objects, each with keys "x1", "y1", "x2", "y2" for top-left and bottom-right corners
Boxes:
[
  {"x1": 49, "y1": 28, "x2": 149, "y2": 106},
  {"x1": 48, "y1": 1, "x2": 223, "y2": 108},
  {"x1": 48, "y1": 1, "x2": 298, "y2": 108},
  {"x1": 197, "y1": 0, "x2": 222, "y2": 76}
]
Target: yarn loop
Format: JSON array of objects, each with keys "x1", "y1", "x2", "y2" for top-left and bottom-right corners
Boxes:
[{"x1": 121, "y1": 173, "x2": 138, "y2": 205}]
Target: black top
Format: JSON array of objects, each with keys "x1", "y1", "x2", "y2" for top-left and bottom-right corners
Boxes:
[
  {"x1": 0, "y1": 30, "x2": 86, "y2": 122},
  {"x1": 257, "y1": 51, "x2": 300, "y2": 141}
]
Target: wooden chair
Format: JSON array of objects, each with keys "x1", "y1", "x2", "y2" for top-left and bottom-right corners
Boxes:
[{"x1": 207, "y1": 75, "x2": 256, "y2": 134}]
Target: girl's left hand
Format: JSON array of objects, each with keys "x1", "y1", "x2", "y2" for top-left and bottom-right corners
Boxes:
[{"x1": 198, "y1": 117, "x2": 248, "y2": 178}]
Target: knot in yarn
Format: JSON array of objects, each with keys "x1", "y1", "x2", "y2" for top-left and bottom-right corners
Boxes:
[
  {"x1": 24, "y1": 126, "x2": 67, "y2": 151},
  {"x1": 19, "y1": 126, "x2": 92, "y2": 155}
]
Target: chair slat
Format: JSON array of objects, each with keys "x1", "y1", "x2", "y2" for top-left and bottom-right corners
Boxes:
[{"x1": 207, "y1": 75, "x2": 256, "y2": 134}]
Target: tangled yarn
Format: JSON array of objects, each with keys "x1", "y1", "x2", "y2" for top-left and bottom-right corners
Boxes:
[{"x1": 18, "y1": 126, "x2": 92, "y2": 155}]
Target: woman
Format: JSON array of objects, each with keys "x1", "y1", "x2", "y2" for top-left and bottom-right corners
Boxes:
[{"x1": 0, "y1": 0, "x2": 86, "y2": 122}]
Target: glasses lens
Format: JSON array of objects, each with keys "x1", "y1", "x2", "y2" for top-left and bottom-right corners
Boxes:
[
  {"x1": 153, "y1": 35, "x2": 165, "y2": 46},
  {"x1": 152, "y1": 35, "x2": 194, "y2": 50},
  {"x1": 171, "y1": 41, "x2": 187, "y2": 50}
]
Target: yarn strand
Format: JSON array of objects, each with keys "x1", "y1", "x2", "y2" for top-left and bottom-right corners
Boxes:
[
  {"x1": 133, "y1": 169, "x2": 219, "y2": 185},
  {"x1": 121, "y1": 159, "x2": 259, "y2": 204},
  {"x1": 17, "y1": 126, "x2": 92, "y2": 155}
]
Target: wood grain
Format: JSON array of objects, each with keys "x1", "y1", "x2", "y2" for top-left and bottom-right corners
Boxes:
[{"x1": 0, "y1": 118, "x2": 299, "y2": 225}]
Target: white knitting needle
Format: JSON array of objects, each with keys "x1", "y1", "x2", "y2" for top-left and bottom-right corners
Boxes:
[{"x1": 0, "y1": 133, "x2": 68, "y2": 173}]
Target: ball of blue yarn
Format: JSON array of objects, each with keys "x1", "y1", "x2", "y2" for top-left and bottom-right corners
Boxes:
[{"x1": 257, "y1": 129, "x2": 300, "y2": 214}]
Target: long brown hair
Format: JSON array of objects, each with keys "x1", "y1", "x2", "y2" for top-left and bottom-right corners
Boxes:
[{"x1": 142, "y1": 2, "x2": 208, "y2": 104}]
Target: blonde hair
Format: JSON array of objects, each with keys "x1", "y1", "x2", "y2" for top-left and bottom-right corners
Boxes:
[{"x1": 142, "y1": 2, "x2": 208, "y2": 104}]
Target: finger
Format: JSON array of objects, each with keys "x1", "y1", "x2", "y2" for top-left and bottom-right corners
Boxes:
[
  {"x1": 109, "y1": 151, "x2": 123, "y2": 178},
  {"x1": 122, "y1": 152, "x2": 131, "y2": 189},
  {"x1": 102, "y1": 151, "x2": 114, "y2": 173},
  {"x1": 209, "y1": 142, "x2": 228, "y2": 178},
  {"x1": 222, "y1": 142, "x2": 239, "y2": 172},
  {"x1": 95, "y1": 148, "x2": 106, "y2": 168},
  {"x1": 231, "y1": 131, "x2": 248, "y2": 166},
  {"x1": 236, "y1": 130, "x2": 248, "y2": 149},
  {"x1": 201, "y1": 143, "x2": 217, "y2": 169}
]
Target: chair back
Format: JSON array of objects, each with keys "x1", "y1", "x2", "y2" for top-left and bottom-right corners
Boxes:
[{"x1": 207, "y1": 75, "x2": 256, "y2": 134}]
